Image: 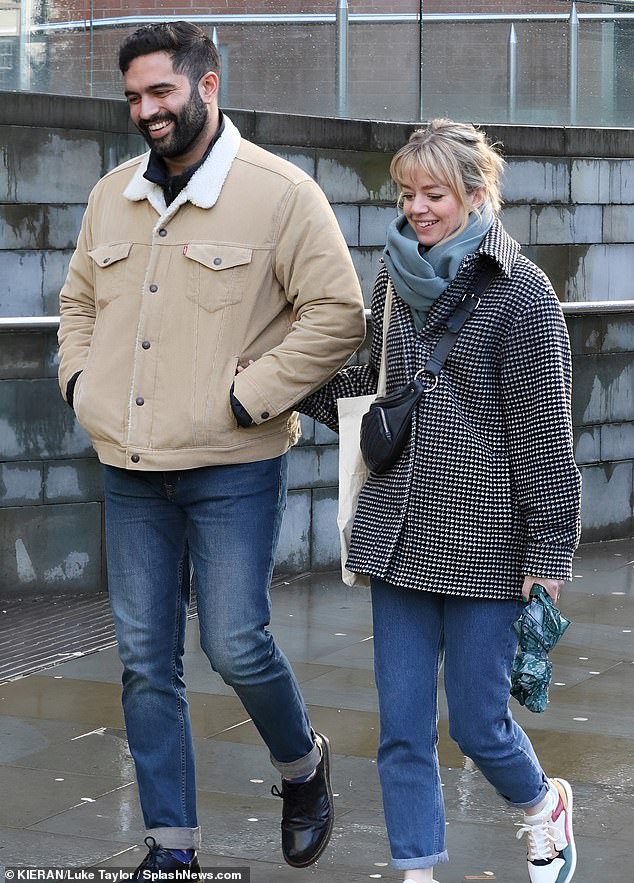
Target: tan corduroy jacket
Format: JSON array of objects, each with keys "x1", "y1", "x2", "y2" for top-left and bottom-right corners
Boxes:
[{"x1": 58, "y1": 116, "x2": 365, "y2": 470}]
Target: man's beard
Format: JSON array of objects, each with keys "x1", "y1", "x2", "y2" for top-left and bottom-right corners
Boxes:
[{"x1": 138, "y1": 87, "x2": 208, "y2": 159}]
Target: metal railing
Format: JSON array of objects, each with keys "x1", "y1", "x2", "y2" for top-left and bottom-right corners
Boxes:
[
  {"x1": 18, "y1": 3, "x2": 634, "y2": 123},
  {"x1": 3, "y1": 300, "x2": 634, "y2": 334}
]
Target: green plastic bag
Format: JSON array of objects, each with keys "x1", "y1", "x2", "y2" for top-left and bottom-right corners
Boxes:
[{"x1": 510, "y1": 584, "x2": 571, "y2": 713}]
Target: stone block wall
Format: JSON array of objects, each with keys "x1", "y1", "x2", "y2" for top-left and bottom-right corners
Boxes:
[
  {"x1": 569, "y1": 307, "x2": 634, "y2": 543},
  {"x1": 1, "y1": 94, "x2": 633, "y2": 595}
]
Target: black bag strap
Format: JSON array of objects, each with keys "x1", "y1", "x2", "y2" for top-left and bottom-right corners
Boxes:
[{"x1": 423, "y1": 257, "x2": 499, "y2": 378}]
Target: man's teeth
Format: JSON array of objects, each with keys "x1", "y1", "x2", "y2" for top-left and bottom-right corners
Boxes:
[{"x1": 148, "y1": 121, "x2": 170, "y2": 131}]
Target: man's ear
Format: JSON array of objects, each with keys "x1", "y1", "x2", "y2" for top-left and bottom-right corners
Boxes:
[{"x1": 199, "y1": 70, "x2": 219, "y2": 104}]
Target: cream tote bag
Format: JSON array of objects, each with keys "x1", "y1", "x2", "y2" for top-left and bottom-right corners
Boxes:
[{"x1": 336, "y1": 283, "x2": 392, "y2": 587}]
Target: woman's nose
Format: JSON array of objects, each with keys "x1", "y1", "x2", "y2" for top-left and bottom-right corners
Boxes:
[{"x1": 411, "y1": 196, "x2": 429, "y2": 214}]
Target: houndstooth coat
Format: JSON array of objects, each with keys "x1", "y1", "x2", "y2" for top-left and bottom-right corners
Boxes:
[{"x1": 300, "y1": 219, "x2": 582, "y2": 600}]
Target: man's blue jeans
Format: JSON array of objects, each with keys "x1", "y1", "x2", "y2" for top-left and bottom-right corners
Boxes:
[
  {"x1": 371, "y1": 578, "x2": 550, "y2": 871},
  {"x1": 102, "y1": 457, "x2": 319, "y2": 849}
]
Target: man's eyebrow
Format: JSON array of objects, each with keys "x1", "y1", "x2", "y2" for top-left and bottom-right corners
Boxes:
[{"x1": 124, "y1": 81, "x2": 178, "y2": 96}]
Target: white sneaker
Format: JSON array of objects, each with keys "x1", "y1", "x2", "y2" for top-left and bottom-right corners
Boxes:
[{"x1": 516, "y1": 777, "x2": 576, "y2": 883}]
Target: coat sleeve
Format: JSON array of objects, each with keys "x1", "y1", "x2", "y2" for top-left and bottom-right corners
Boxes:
[
  {"x1": 298, "y1": 268, "x2": 391, "y2": 430},
  {"x1": 500, "y1": 287, "x2": 582, "y2": 580},
  {"x1": 57, "y1": 194, "x2": 96, "y2": 400},
  {"x1": 231, "y1": 178, "x2": 366, "y2": 423}
]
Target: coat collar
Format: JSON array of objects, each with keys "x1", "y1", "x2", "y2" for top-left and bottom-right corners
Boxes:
[
  {"x1": 122, "y1": 114, "x2": 241, "y2": 224},
  {"x1": 478, "y1": 217, "x2": 520, "y2": 278}
]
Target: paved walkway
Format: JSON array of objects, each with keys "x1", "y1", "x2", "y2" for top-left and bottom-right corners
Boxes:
[{"x1": 1, "y1": 539, "x2": 633, "y2": 882}]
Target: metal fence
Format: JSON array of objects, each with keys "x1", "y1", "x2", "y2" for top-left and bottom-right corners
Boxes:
[
  {"x1": 4, "y1": 299, "x2": 634, "y2": 333},
  {"x1": 7, "y1": 2, "x2": 634, "y2": 126}
]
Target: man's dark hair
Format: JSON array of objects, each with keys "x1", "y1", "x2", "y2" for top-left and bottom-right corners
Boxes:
[{"x1": 118, "y1": 21, "x2": 220, "y2": 84}]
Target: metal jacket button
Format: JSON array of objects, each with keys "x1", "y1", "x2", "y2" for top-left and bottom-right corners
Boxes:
[
  {"x1": 131, "y1": 454, "x2": 140, "y2": 463},
  {"x1": 158, "y1": 228, "x2": 167, "y2": 237},
  {"x1": 142, "y1": 340, "x2": 151, "y2": 350},
  {"x1": 213, "y1": 257, "x2": 222, "y2": 266},
  {"x1": 261, "y1": 411, "x2": 270, "y2": 420},
  {"x1": 136, "y1": 396, "x2": 144, "y2": 406},
  {"x1": 149, "y1": 284, "x2": 158, "y2": 292}
]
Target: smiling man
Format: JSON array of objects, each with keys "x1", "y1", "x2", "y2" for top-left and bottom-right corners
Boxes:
[{"x1": 58, "y1": 21, "x2": 365, "y2": 879}]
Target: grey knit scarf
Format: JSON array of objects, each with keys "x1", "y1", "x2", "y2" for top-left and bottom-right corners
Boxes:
[{"x1": 382, "y1": 202, "x2": 495, "y2": 332}]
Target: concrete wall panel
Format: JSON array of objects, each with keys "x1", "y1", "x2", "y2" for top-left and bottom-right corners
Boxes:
[
  {"x1": 277, "y1": 489, "x2": 311, "y2": 575},
  {"x1": 571, "y1": 159, "x2": 634, "y2": 205},
  {"x1": 0, "y1": 127, "x2": 103, "y2": 204},
  {"x1": 311, "y1": 487, "x2": 340, "y2": 572},
  {"x1": 0, "y1": 503, "x2": 102, "y2": 596},
  {"x1": 502, "y1": 159, "x2": 569, "y2": 205},
  {"x1": 530, "y1": 205, "x2": 603, "y2": 245},
  {"x1": 315, "y1": 150, "x2": 394, "y2": 203},
  {"x1": 603, "y1": 206, "x2": 634, "y2": 244},
  {"x1": 579, "y1": 463, "x2": 634, "y2": 543},
  {"x1": 0, "y1": 463, "x2": 44, "y2": 506},
  {"x1": 0, "y1": 379, "x2": 93, "y2": 461},
  {"x1": 572, "y1": 354, "x2": 634, "y2": 426}
]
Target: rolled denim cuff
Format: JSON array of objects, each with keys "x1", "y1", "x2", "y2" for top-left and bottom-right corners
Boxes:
[
  {"x1": 392, "y1": 849, "x2": 448, "y2": 870},
  {"x1": 270, "y1": 739, "x2": 321, "y2": 779},
  {"x1": 146, "y1": 826, "x2": 201, "y2": 850},
  {"x1": 504, "y1": 775, "x2": 551, "y2": 810}
]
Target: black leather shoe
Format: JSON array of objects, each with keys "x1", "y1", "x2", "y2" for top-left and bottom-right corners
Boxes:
[
  {"x1": 273, "y1": 731, "x2": 334, "y2": 868},
  {"x1": 131, "y1": 837, "x2": 201, "y2": 879}
]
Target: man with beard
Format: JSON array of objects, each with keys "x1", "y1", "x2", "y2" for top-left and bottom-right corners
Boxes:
[{"x1": 58, "y1": 21, "x2": 365, "y2": 879}]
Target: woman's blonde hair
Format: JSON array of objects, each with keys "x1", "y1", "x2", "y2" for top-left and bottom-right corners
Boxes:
[{"x1": 390, "y1": 119, "x2": 506, "y2": 234}]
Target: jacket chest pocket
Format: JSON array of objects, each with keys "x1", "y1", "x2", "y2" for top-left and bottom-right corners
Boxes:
[
  {"x1": 87, "y1": 242, "x2": 133, "y2": 309},
  {"x1": 184, "y1": 244, "x2": 253, "y2": 314}
]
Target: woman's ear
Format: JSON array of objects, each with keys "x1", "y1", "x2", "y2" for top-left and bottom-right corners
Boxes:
[{"x1": 470, "y1": 186, "x2": 486, "y2": 210}]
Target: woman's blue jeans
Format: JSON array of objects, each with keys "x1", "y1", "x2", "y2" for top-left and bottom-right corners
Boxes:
[
  {"x1": 371, "y1": 578, "x2": 550, "y2": 871},
  {"x1": 102, "y1": 457, "x2": 318, "y2": 849}
]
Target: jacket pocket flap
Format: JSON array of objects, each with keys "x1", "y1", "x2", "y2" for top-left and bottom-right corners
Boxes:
[
  {"x1": 88, "y1": 242, "x2": 133, "y2": 268},
  {"x1": 184, "y1": 244, "x2": 253, "y2": 271}
]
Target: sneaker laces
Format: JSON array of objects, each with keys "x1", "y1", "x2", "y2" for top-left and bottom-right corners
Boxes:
[{"x1": 516, "y1": 819, "x2": 558, "y2": 861}]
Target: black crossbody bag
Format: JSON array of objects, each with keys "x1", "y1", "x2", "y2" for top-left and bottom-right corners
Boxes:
[{"x1": 360, "y1": 259, "x2": 498, "y2": 475}]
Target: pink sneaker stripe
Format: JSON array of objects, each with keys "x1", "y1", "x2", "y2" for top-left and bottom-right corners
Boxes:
[{"x1": 552, "y1": 795, "x2": 565, "y2": 823}]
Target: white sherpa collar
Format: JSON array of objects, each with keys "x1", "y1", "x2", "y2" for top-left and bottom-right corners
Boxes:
[{"x1": 122, "y1": 114, "x2": 242, "y2": 225}]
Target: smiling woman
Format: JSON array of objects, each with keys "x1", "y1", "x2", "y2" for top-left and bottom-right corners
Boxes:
[
  {"x1": 299, "y1": 118, "x2": 581, "y2": 883},
  {"x1": 398, "y1": 170, "x2": 480, "y2": 248}
]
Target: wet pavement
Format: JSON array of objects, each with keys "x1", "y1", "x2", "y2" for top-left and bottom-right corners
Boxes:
[{"x1": 1, "y1": 538, "x2": 633, "y2": 883}]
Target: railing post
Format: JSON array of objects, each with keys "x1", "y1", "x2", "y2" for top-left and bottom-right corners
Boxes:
[
  {"x1": 507, "y1": 23, "x2": 518, "y2": 123},
  {"x1": 569, "y1": 1, "x2": 579, "y2": 124},
  {"x1": 19, "y1": 0, "x2": 32, "y2": 90},
  {"x1": 212, "y1": 27, "x2": 229, "y2": 108},
  {"x1": 335, "y1": 0, "x2": 348, "y2": 117},
  {"x1": 600, "y1": 9, "x2": 615, "y2": 124},
  {"x1": 418, "y1": 0, "x2": 424, "y2": 120}
]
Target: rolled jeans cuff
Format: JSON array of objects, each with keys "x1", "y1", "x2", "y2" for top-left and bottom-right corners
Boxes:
[
  {"x1": 504, "y1": 775, "x2": 551, "y2": 810},
  {"x1": 392, "y1": 849, "x2": 449, "y2": 870},
  {"x1": 146, "y1": 826, "x2": 201, "y2": 850},
  {"x1": 270, "y1": 739, "x2": 321, "y2": 779}
]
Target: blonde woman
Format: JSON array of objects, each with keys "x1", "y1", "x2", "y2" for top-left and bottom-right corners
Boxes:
[{"x1": 302, "y1": 120, "x2": 581, "y2": 883}]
